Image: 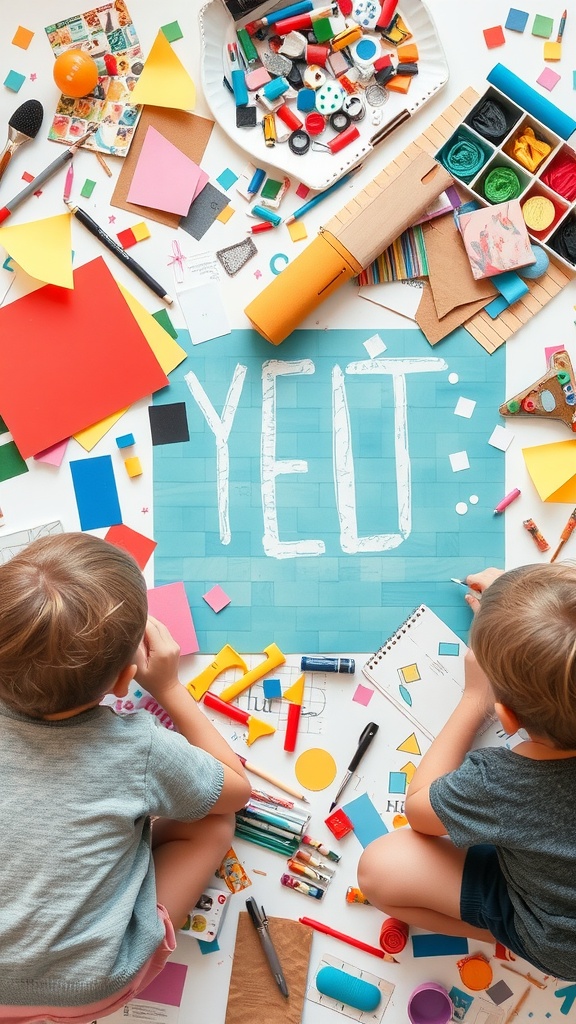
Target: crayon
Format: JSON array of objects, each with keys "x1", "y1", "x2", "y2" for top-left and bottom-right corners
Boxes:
[{"x1": 494, "y1": 488, "x2": 521, "y2": 514}]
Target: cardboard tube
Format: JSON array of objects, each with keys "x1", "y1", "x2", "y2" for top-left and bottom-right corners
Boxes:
[{"x1": 244, "y1": 232, "x2": 362, "y2": 345}]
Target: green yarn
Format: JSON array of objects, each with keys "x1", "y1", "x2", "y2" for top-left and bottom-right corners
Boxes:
[
  {"x1": 442, "y1": 134, "x2": 486, "y2": 181},
  {"x1": 483, "y1": 165, "x2": 522, "y2": 203}
]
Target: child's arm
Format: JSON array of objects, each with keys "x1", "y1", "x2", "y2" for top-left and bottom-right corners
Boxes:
[
  {"x1": 405, "y1": 651, "x2": 495, "y2": 835},
  {"x1": 135, "y1": 617, "x2": 251, "y2": 814}
]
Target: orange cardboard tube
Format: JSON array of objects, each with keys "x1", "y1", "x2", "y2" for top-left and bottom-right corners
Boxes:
[{"x1": 244, "y1": 232, "x2": 362, "y2": 346}]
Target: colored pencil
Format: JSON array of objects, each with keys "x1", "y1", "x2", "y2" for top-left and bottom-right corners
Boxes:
[
  {"x1": 299, "y1": 917, "x2": 399, "y2": 962},
  {"x1": 237, "y1": 754, "x2": 309, "y2": 803}
]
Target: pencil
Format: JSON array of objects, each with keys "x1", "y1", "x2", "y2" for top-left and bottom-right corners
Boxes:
[
  {"x1": 237, "y1": 754, "x2": 309, "y2": 803},
  {"x1": 503, "y1": 986, "x2": 530, "y2": 1024},
  {"x1": 65, "y1": 201, "x2": 173, "y2": 305},
  {"x1": 550, "y1": 507, "x2": 576, "y2": 562},
  {"x1": 0, "y1": 125, "x2": 97, "y2": 223}
]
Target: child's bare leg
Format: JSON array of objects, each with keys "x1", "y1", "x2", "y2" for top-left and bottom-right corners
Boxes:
[
  {"x1": 358, "y1": 828, "x2": 493, "y2": 943},
  {"x1": 152, "y1": 814, "x2": 235, "y2": 929}
]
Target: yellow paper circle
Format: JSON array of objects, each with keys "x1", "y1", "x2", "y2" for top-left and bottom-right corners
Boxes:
[
  {"x1": 522, "y1": 195, "x2": 555, "y2": 232},
  {"x1": 295, "y1": 748, "x2": 338, "y2": 791}
]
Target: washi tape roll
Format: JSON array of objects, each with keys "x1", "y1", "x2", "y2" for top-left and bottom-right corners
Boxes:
[{"x1": 522, "y1": 195, "x2": 555, "y2": 231}]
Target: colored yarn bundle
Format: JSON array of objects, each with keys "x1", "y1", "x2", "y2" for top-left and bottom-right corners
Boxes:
[
  {"x1": 442, "y1": 134, "x2": 486, "y2": 181},
  {"x1": 542, "y1": 154, "x2": 576, "y2": 203},
  {"x1": 483, "y1": 165, "x2": 522, "y2": 202}
]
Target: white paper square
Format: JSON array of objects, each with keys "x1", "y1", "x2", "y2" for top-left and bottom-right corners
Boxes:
[
  {"x1": 363, "y1": 333, "x2": 387, "y2": 358},
  {"x1": 454, "y1": 397, "x2": 476, "y2": 419},
  {"x1": 176, "y1": 282, "x2": 231, "y2": 345},
  {"x1": 488, "y1": 425, "x2": 514, "y2": 451},
  {"x1": 449, "y1": 450, "x2": 470, "y2": 472}
]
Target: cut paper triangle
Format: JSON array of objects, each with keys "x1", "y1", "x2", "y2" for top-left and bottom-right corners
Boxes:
[
  {"x1": 523, "y1": 438, "x2": 576, "y2": 502},
  {"x1": 126, "y1": 126, "x2": 203, "y2": 216},
  {"x1": 397, "y1": 733, "x2": 421, "y2": 756},
  {"x1": 283, "y1": 673, "x2": 305, "y2": 705},
  {"x1": 130, "y1": 30, "x2": 196, "y2": 111},
  {"x1": 0, "y1": 212, "x2": 73, "y2": 288},
  {"x1": 73, "y1": 284, "x2": 187, "y2": 451},
  {"x1": 399, "y1": 760, "x2": 417, "y2": 783}
]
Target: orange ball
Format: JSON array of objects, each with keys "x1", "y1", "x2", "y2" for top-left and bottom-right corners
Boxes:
[{"x1": 53, "y1": 49, "x2": 99, "y2": 98}]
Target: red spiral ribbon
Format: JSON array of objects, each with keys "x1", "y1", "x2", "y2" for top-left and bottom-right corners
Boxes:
[{"x1": 379, "y1": 917, "x2": 409, "y2": 954}]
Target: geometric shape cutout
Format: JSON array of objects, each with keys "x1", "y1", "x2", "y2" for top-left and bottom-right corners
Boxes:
[
  {"x1": 397, "y1": 733, "x2": 422, "y2": 756},
  {"x1": 295, "y1": 747, "x2": 337, "y2": 791},
  {"x1": 203, "y1": 583, "x2": 231, "y2": 613},
  {"x1": 400, "y1": 663, "x2": 421, "y2": 684},
  {"x1": 148, "y1": 402, "x2": 189, "y2": 445},
  {"x1": 104, "y1": 524, "x2": 157, "y2": 570},
  {"x1": 388, "y1": 771, "x2": 407, "y2": 794}
]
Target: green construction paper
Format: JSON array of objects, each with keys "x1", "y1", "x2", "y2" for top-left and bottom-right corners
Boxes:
[
  {"x1": 152, "y1": 308, "x2": 178, "y2": 339},
  {"x1": 0, "y1": 440, "x2": 28, "y2": 482},
  {"x1": 161, "y1": 20, "x2": 183, "y2": 42}
]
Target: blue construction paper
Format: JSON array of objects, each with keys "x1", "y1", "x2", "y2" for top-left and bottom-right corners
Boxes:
[
  {"x1": 342, "y1": 793, "x2": 388, "y2": 847},
  {"x1": 153, "y1": 327, "x2": 504, "y2": 653},
  {"x1": 197, "y1": 937, "x2": 220, "y2": 955},
  {"x1": 412, "y1": 934, "x2": 469, "y2": 957},
  {"x1": 70, "y1": 455, "x2": 122, "y2": 531}
]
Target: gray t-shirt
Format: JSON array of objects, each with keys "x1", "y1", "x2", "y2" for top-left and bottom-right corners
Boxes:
[
  {"x1": 430, "y1": 747, "x2": 576, "y2": 980},
  {"x1": 0, "y1": 701, "x2": 224, "y2": 1006}
]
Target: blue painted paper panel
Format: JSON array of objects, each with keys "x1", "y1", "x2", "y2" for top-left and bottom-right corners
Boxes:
[{"x1": 153, "y1": 327, "x2": 504, "y2": 653}]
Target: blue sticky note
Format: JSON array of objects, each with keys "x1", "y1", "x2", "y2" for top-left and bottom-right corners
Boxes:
[
  {"x1": 263, "y1": 677, "x2": 282, "y2": 699},
  {"x1": 4, "y1": 70, "x2": 26, "y2": 92},
  {"x1": 505, "y1": 8, "x2": 529, "y2": 32},
  {"x1": 438, "y1": 641, "x2": 460, "y2": 656},
  {"x1": 412, "y1": 934, "x2": 469, "y2": 957},
  {"x1": 197, "y1": 937, "x2": 220, "y2": 955},
  {"x1": 70, "y1": 455, "x2": 122, "y2": 530},
  {"x1": 388, "y1": 771, "x2": 407, "y2": 795},
  {"x1": 217, "y1": 168, "x2": 239, "y2": 191},
  {"x1": 115, "y1": 432, "x2": 135, "y2": 449},
  {"x1": 342, "y1": 793, "x2": 388, "y2": 847}
]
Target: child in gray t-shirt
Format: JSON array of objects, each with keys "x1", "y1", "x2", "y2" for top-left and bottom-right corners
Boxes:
[
  {"x1": 0, "y1": 533, "x2": 250, "y2": 1018},
  {"x1": 358, "y1": 562, "x2": 576, "y2": 980}
]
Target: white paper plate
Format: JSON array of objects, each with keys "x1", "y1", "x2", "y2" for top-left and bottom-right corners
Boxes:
[{"x1": 199, "y1": 0, "x2": 449, "y2": 190}]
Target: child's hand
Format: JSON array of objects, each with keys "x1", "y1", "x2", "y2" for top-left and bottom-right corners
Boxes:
[
  {"x1": 465, "y1": 567, "x2": 504, "y2": 614},
  {"x1": 135, "y1": 616, "x2": 181, "y2": 700},
  {"x1": 463, "y1": 649, "x2": 495, "y2": 719}
]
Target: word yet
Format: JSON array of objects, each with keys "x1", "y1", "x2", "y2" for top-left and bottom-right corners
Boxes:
[{"x1": 185, "y1": 356, "x2": 447, "y2": 559}]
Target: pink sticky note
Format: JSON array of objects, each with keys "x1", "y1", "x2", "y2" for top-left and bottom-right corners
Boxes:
[
  {"x1": 203, "y1": 584, "x2": 231, "y2": 613},
  {"x1": 147, "y1": 581, "x2": 199, "y2": 655},
  {"x1": 537, "y1": 67, "x2": 561, "y2": 91},
  {"x1": 127, "y1": 126, "x2": 204, "y2": 216},
  {"x1": 136, "y1": 962, "x2": 187, "y2": 1006},
  {"x1": 33, "y1": 438, "x2": 69, "y2": 466},
  {"x1": 545, "y1": 344, "x2": 565, "y2": 362},
  {"x1": 353, "y1": 683, "x2": 374, "y2": 707}
]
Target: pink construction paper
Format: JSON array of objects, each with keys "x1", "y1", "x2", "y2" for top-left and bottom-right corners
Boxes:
[
  {"x1": 136, "y1": 962, "x2": 187, "y2": 1006},
  {"x1": 192, "y1": 168, "x2": 209, "y2": 202},
  {"x1": 127, "y1": 126, "x2": 204, "y2": 216},
  {"x1": 203, "y1": 583, "x2": 231, "y2": 613},
  {"x1": 545, "y1": 344, "x2": 565, "y2": 362},
  {"x1": 147, "y1": 581, "x2": 199, "y2": 655},
  {"x1": 33, "y1": 438, "x2": 69, "y2": 466},
  {"x1": 537, "y1": 67, "x2": 561, "y2": 92},
  {"x1": 353, "y1": 683, "x2": 374, "y2": 707}
]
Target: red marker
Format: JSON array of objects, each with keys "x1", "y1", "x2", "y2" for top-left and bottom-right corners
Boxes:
[
  {"x1": 299, "y1": 917, "x2": 399, "y2": 962},
  {"x1": 494, "y1": 487, "x2": 521, "y2": 514}
]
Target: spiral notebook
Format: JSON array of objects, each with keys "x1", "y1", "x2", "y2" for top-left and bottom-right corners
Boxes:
[{"x1": 362, "y1": 605, "x2": 468, "y2": 743}]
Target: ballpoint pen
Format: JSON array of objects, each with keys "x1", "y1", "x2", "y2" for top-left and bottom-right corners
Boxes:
[
  {"x1": 245, "y1": 897, "x2": 289, "y2": 998},
  {"x1": 65, "y1": 200, "x2": 173, "y2": 305},
  {"x1": 330, "y1": 722, "x2": 379, "y2": 811},
  {"x1": 285, "y1": 169, "x2": 360, "y2": 225},
  {"x1": 0, "y1": 124, "x2": 97, "y2": 223}
]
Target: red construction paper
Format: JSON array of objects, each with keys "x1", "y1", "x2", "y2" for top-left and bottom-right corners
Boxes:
[
  {"x1": 104, "y1": 524, "x2": 157, "y2": 569},
  {"x1": 0, "y1": 257, "x2": 168, "y2": 458}
]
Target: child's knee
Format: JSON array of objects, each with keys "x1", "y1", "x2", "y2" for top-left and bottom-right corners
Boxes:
[{"x1": 358, "y1": 830, "x2": 411, "y2": 906}]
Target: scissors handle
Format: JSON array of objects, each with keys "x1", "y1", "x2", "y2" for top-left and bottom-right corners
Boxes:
[{"x1": 348, "y1": 722, "x2": 378, "y2": 772}]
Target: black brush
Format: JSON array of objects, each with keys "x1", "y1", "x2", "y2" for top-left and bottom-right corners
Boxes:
[{"x1": 0, "y1": 99, "x2": 44, "y2": 184}]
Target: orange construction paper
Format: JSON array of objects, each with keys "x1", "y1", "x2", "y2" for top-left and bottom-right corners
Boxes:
[{"x1": 0, "y1": 257, "x2": 168, "y2": 458}]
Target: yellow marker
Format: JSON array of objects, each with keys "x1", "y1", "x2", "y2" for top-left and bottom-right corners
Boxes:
[
  {"x1": 218, "y1": 643, "x2": 285, "y2": 702},
  {"x1": 186, "y1": 644, "x2": 248, "y2": 701}
]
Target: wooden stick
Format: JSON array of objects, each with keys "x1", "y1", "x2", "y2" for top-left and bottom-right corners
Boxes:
[
  {"x1": 501, "y1": 964, "x2": 547, "y2": 989},
  {"x1": 503, "y1": 986, "x2": 531, "y2": 1024},
  {"x1": 95, "y1": 151, "x2": 113, "y2": 177}
]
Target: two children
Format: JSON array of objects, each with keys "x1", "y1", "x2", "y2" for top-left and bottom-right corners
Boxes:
[
  {"x1": 359, "y1": 562, "x2": 576, "y2": 980},
  {"x1": 0, "y1": 532, "x2": 250, "y2": 1021}
]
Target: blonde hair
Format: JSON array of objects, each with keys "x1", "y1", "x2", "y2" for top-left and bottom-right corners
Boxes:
[
  {"x1": 0, "y1": 532, "x2": 147, "y2": 717},
  {"x1": 470, "y1": 562, "x2": 576, "y2": 749}
]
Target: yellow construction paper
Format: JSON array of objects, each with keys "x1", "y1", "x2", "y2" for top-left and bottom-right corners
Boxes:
[
  {"x1": 0, "y1": 213, "x2": 73, "y2": 288},
  {"x1": 294, "y1": 748, "x2": 337, "y2": 791},
  {"x1": 397, "y1": 733, "x2": 421, "y2": 756},
  {"x1": 523, "y1": 439, "x2": 576, "y2": 502},
  {"x1": 288, "y1": 221, "x2": 308, "y2": 243},
  {"x1": 130, "y1": 30, "x2": 196, "y2": 110},
  {"x1": 283, "y1": 672, "x2": 305, "y2": 705},
  {"x1": 74, "y1": 285, "x2": 187, "y2": 450},
  {"x1": 399, "y1": 760, "x2": 417, "y2": 784},
  {"x1": 217, "y1": 206, "x2": 235, "y2": 224}
]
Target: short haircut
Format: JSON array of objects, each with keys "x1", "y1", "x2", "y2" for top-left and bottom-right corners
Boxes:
[
  {"x1": 470, "y1": 562, "x2": 576, "y2": 749},
  {"x1": 0, "y1": 532, "x2": 147, "y2": 717}
]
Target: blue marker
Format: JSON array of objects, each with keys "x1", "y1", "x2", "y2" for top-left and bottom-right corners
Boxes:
[
  {"x1": 261, "y1": 1, "x2": 314, "y2": 26},
  {"x1": 247, "y1": 167, "x2": 266, "y2": 195},
  {"x1": 301, "y1": 657, "x2": 355, "y2": 674},
  {"x1": 227, "y1": 43, "x2": 248, "y2": 107},
  {"x1": 250, "y1": 205, "x2": 282, "y2": 226}
]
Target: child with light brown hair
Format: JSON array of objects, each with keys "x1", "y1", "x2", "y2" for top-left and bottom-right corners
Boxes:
[
  {"x1": 0, "y1": 532, "x2": 250, "y2": 1022},
  {"x1": 358, "y1": 563, "x2": 576, "y2": 980}
]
